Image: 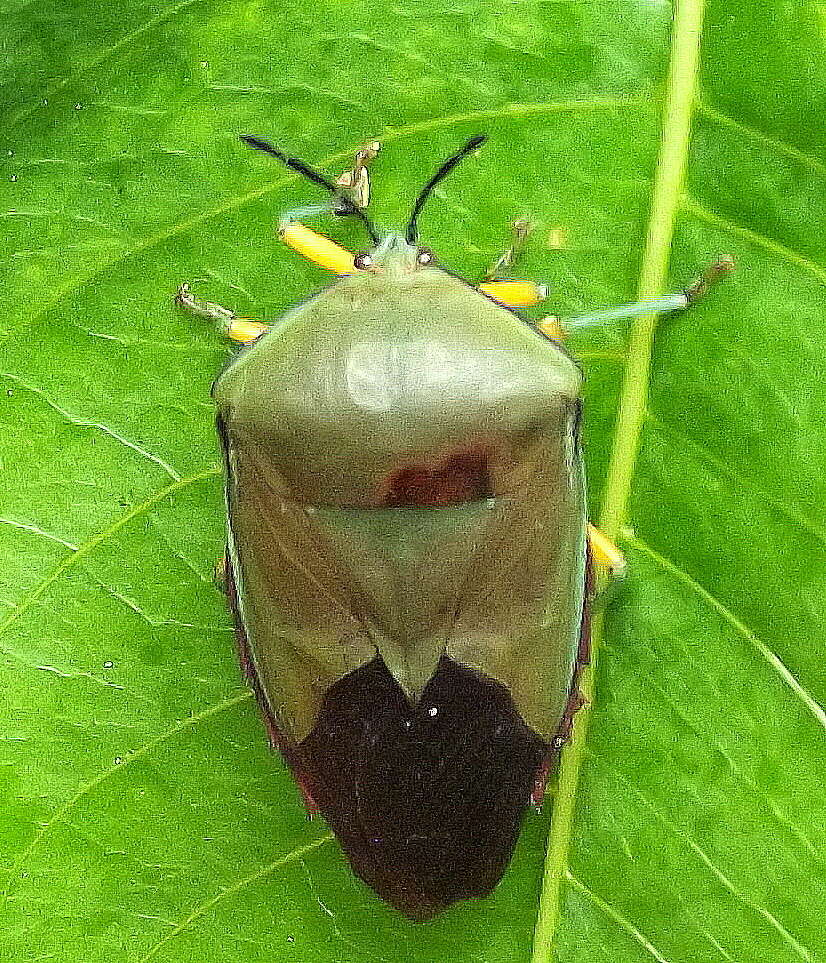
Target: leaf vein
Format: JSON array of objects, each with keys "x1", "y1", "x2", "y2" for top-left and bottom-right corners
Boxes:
[
  {"x1": 625, "y1": 532, "x2": 826, "y2": 731},
  {"x1": 589, "y1": 762, "x2": 818, "y2": 963},
  {"x1": 682, "y1": 195, "x2": 826, "y2": 286},
  {"x1": 531, "y1": 3, "x2": 708, "y2": 959},
  {"x1": 696, "y1": 99, "x2": 826, "y2": 178},
  {"x1": 0, "y1": 517, "x2": 78, "y2": 551},
  {"x1": 644, "y1": 411, "x2": 825, "y2": 548},
  {"x1": 565, "y1": 872, "x2": 672, "y2": 963},
  {"x1": 6, "y1": 0, "x2": 209, "y2": 130},
  {"x1": 600, "y1": 634, "x2": 824, "y2": 864},
  {"x1": 0, "y1": 467, "x2": 220, "y2": 650},
  {"x1": 1, "y1": 689, "x2": 252, "y2": 901},
  {"x1": 0, "y1": 371, "x2": 181, "y2": 481},
  {"x1": 134, "y1": 834, "x2": 334, "y2": 963}
]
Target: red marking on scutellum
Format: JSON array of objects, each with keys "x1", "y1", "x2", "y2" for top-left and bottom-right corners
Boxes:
[{"x1": 381, "y1": 449, "x2": 492, "y2": 507}]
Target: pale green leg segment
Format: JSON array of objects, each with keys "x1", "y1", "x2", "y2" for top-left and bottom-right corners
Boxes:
[
  {"x1": 562, "y1": 292, "x2": 688, "y2": 328},
  {"x1": 559, "y1": 256, "x2": 734, "y2": 330},
  {"x1": 278, "y1": 202, "x2": 339, "y2": 231}
]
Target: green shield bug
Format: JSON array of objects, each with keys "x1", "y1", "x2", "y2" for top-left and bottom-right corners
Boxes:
[{"x1": 177, "y1": 134, "x2": 732, "y2": 921}]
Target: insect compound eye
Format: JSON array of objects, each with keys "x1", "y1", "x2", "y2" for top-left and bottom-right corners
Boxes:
[
  {"x1": 353, "y1": 251, "x2": 374, "y2": 271},
  {"x1": 416, "y1": 247, "x2": 434, "y2": 266}
]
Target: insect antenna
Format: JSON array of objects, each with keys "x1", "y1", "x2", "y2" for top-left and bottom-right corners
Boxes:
[
  {"x1": 405, "y1": 134, "x2": 487, "y2": 244},
  {"x1": 240, "y1": 135, "x2": 380, "y2": 245}
]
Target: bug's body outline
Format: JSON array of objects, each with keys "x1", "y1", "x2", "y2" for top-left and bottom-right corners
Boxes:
[
  {"x1": 179, "y1": 134, "x2": 728, "y2": 920},
  {"x1": 211, "y1": 226, "x2": 591, "y2": 920}
]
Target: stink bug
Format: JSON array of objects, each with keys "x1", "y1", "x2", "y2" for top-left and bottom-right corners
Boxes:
[{"x1": 177, "y1": 135, "x2": 732, "y2": 921}]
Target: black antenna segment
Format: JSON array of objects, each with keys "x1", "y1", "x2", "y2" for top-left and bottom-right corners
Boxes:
[
  {"x1": 405, "y1": 134, "x2": 487, "y2": 244},
  {"x1": 240, "y1": 135, "x2": 380, "y2": 245}
]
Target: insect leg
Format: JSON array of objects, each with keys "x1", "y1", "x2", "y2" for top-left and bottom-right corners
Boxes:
[
  {"x1": 276, "y1": 142, "x2": 380, "y2": 274},
  {"x1": 479, "y1": 279, "x2": 548, "y2": 307},
  {"x1": 278, "y1": 202, "x2": 338, "y2": 223},
  {"x1": 539, "y1": 256, "x2": 735, "y2": 339},
  {"x1": 587, "y1": 524, "x2": 626, "y2": 578},
  {"x1": 278, "y1": 221, "x2": 358, "y2": 275},
  {"x1": 335, "y1": 140, "x2": 380, "y2": 210},
  {"x1": 175, "y1": 283, "x2": 269, "y2": 344},
  {"x1": 483, "y1": 216, "x2": 533, "y2": 280},
  {"x1": 477, "y1": 218, "x2": 550, "y2": 307}
]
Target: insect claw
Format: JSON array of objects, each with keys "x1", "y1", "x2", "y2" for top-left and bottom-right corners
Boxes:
[
  {"x1": 335, "y1": 140, "x2": 381, "y2": 211},
  {"x1": 484, "y1": 216, "x2": 534, "y2": 280},
  {"x1": 176, "y1": 281, "x2": 235, "y2": 327},
  {"x1": 683, "y1": 255, "x2": 736, "y2": 305}
]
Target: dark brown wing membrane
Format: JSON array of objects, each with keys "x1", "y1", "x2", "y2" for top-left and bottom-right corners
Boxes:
[
  {"x1": 295, "y1": 654, "x2": 547, "y2": 922},
  {"x1": 224, "y1": 543, "x2": 593, "y2": 921}
]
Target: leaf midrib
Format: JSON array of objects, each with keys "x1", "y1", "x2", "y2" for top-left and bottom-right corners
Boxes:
[{"x1": 530, "y1": 1, "x2": 709, "y2": 959}]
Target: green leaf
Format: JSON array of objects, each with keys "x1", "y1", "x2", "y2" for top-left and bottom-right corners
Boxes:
[{"x1": 1, "y1": 1, "x2": 823, "y2": 961}]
